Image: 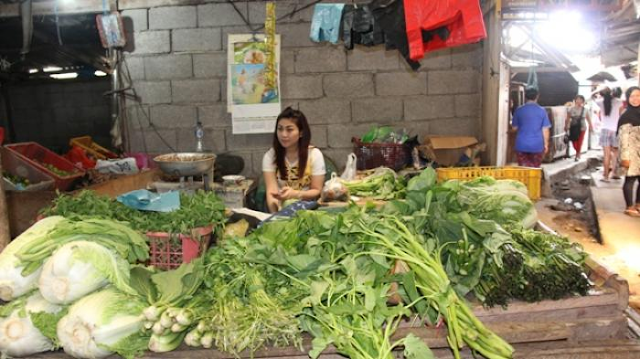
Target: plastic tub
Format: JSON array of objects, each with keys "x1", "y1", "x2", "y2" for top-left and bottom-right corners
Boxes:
[
  {"x1": 1, "y1": 147, "x2": 55, "y2": 191},
  {"x1": 147, "y1": 226, "x2": 213, "y2": 270},
  {"x1": 5, "y1": 142, "x2": 85, "y2": 191}
]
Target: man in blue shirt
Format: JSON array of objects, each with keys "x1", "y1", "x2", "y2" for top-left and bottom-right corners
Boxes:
[{"x1": 511, "y1": 88, "x2": 551, "y2": 167}]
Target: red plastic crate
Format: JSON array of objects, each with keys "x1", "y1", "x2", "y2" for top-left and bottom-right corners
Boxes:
[
  {"x1": 147, "y1": 226, "x2": 213, "y2": 270},
  {"x1": 1, "y1": 147, "x2": 55, "y2": 191},
  {"x1": 5, "y1": 142, "x2": 85, "y2": 191}
]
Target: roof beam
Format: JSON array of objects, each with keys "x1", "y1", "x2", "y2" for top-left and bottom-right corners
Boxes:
[{"x1": 0, "y1": 0, "x2": 116, "y2": 18}]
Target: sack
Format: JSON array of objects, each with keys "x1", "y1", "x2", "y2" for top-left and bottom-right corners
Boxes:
[
  {"x1": 340, "y1": 153, "x2": 357, "y2": 180},
  {"x1": 321, "y1": 173, "x2": 349, "y2": 202}
]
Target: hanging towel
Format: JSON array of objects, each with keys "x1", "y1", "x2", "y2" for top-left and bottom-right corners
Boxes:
[{"x1": 310, "y1": 4, "x2": 346, "y2": 44}]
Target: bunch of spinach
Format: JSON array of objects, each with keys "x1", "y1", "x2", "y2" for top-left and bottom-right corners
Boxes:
[
  {"x1": 42, "y1": 190, "x2": 226, "y2": 237},
  {"x1": 342, "y1": 168, "x2": 407, "y2": 200}
]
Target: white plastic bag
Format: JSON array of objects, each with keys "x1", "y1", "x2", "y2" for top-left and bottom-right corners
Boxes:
[
  {"x1": 340, "y1": 153, "x2": 357, "y2": 180},
  {"x1": 321, "y1": 172, "x2": 349, "y2": 202}
]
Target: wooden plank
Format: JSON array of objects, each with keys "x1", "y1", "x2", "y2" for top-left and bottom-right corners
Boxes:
[
  {"x1": 0, "y1": 151, "x2": 10, "y2": 250},
  {"x1": 475, "y1": 304, "x2": 621, "y2": 324},
  {"x1": 86, "y1": 168, "x2": 162, "y2": 198}
]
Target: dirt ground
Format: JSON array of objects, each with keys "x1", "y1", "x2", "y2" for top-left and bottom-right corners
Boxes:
[{"x1": 537, "y1": 176, "x2": 640, "y2": 311}]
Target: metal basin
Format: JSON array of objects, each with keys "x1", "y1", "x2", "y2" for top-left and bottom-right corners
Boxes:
[{"x1": 153, "y1": 153, "x2": 216, "y2": 177}]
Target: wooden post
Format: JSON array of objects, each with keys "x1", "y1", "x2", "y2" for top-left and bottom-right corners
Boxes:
[{"x1": 0, "y1": 150, "x2": 11, "y2": 250}]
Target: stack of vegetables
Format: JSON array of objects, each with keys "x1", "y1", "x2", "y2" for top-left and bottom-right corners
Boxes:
[
  {"x1": 0, "y1": 217, "x2": 152, "y2": 358},
  {"x1": 0, "y1": 168, "x2": 591, "y2": 359}
]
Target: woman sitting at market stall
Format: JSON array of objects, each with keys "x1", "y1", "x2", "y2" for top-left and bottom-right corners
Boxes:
[{"x1": 262, "y1": 107, "x2": 326, "y2": 213}]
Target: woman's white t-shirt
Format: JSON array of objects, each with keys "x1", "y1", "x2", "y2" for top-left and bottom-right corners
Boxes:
[
  {"x1": 596, "y1": 98, "x2": 623, "y2": 131},
  {"x1": 262, "y1": 147, "x2": 326, "y2": 189}
]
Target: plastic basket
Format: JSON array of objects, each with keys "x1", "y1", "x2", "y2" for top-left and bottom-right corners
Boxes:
[
  {"x1": 352, "y1": 137, "x2": 411, "y2": 171},
  {"x1": 147, "y1": 226, "x2": 214, "y2": 270},
  {"x1": 436, "y1": 166, "x2": 542, "y2": 200},
  {"x1": 70, "y1": 136, "x2": 118, "y2": 160},
  {"x1": 1, "y1": 147, "x2": 55, "y2": 191},
  {"x1": 5, "y1": 142, "x2": 85, "y2": 191}
]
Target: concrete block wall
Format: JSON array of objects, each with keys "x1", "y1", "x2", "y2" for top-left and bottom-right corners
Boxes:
[
  {"x1": 122, "y1": 1, "x2": 483, "y2": 177},
  {"x1": 6, "y1": 79, "x2": 111, "y2": 152}
]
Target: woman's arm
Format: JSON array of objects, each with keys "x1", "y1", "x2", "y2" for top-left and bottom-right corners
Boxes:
[
  {"x1": 263, "y1": 171, "x2": 280, "y2": 213},
  {"x1": 586, "y1": 110, "x2": 593, "y2": 131}
]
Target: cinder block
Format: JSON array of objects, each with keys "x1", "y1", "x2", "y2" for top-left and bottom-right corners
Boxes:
[
  {"x1": 123, "y1": 55, "x2": 145, "y2": 80},
  {"x1": 455, "y1": 94, "x2": 481, "y2": 118},
  {"x1": 298, "y1": 98, "x2": 350, "y2": 125},
  {"x1": 347, "y1": 46, "x2": 400, "y2": 71},
  {"x1": 149, "y1": 105, "x2": 197, "y2": 128},
  {"x1": 278, "y1": 23, "x2": 316, "y2": 48},
  {"x1": 417, "y1": 48, "x2": 452, "y2": 71},
  {"x1": 149, "y1": 6, "x2": 196, "y2": 30},
  {"x1": 194, "y1": 52, "x2": 227, "y2": 78},
  {"x1": 451, "y1": 43, "x2": 483, "y2": 69},
  {"x1": 309, "y1": 125, "x2": 328, "y2": 148},
  {"x1": 428, "y1": 117, "x2": 478, "y2": 137},
  {"x1": 404, "y1": 95, "x2": 454, "y2": 121},
  {"x1": 281, "y1": 50, "x2": 295, "y2": 74},
  {"x1": 126, "y1": 105, "x2": 150, "y2": 130},
  {"x1": 225, "y1": 130, "x2": 273, "y2": 151},
  {"x1": 375, "y1": 72, "x2": 427, "y2": 96},
  {"x1": 198, "y1": 104, "x2": 229, "y2": 128},
  {"x1": 428, "y1": 70, "x2": 480, "y2": 95},
  {"x1": 176, "y1": 127, "x2": 226, "y2": 152},
  {"x1": 352, "y1": 97, "x2": 403, "y2": 123},
  {"x1": 327, "y1": 123, "x2": 375, "y2": 148},
  {"x1": 173, "y1": 28, "x2": 222, "y2": 52},
  {"x1": 323, "y1": 73, "x2": 374, "y2": 98},
  {"x1": 248, "y1": 0, "x2": 309, "y2": 24},
  {"x1": 135, "y1": 81, "x2": 171, "y2": 105},
  {"x1": 295, "y1": 47, "x2": 346, "y2": 73},
  {"x1": 172, "y1": 79, "x2": 221, "y2": 104},
  {"x1": 281, "y1": 75, "x2": 323, "y2": 100},
  {"x1": 145, "y1": 54, "x2": 192, "y2": 80},
  {"x1": 122, "y1": 9, "x2": 147, "y2": 31},
  {"x1": 198, "y1": 3, "x2": 248, "y2": 27},
  {"x1": 131, "y1": 128, "x2": 177, "y2": 154}
]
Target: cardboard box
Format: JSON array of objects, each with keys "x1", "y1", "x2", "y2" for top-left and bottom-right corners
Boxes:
[{"x1": 419, "y1": 136, "x2": 483, "y2": 167}]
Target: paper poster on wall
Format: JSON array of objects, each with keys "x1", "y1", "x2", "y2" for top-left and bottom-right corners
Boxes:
[{"x1": 227, "y1": 34, "x2": 281, "y2": 134}]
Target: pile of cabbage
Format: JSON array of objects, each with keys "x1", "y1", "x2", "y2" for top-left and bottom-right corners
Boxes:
[{"x1": 0, "y1": 217, "x2": 153, "y2": 359}]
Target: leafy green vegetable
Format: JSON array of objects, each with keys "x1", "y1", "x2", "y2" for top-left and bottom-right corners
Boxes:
[
  {"x1": 343, "y1": 168, "x2": 407, "y2": 200},
  {"x1": 403, "y1": 333, "x2": 435, "y2": 359},
  {"x1": 42, "y1": 190, "x2": 226, "y2": 237}
]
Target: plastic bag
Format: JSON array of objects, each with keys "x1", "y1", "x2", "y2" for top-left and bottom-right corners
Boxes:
[
  {"x1": 321, "y1": 172, "x2": 349, "y2": 202},
  {"x1": 341, "y1": 153, "x2": 357, "y2": 180}
]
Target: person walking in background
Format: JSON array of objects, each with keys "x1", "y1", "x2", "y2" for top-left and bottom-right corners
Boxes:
[
  {"x1": 565, "y1": 95, "x2": 593, "y2": 162},
  {"x1": 594, "y1": 87, "x2": 624, "y2": 182},
  {"x1": 618, "y1": 86, "x2": 640, "y2": 217},
  {"x1": 511, "y1": 88, "x2": 551, "y2": 168}
]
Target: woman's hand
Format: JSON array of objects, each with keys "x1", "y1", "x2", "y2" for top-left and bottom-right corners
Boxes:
[{"x1": 272, "y1": 186, "x2": 300, "y2": 201}]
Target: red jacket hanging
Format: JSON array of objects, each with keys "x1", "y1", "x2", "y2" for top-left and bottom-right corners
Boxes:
[{"x1": 403, "y1": 0, "x2": 486, "y2": 61}]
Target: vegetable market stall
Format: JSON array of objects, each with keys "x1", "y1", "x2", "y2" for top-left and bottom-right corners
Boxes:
[{"x1": 26, "y1": 256, "x2": 633, "y2": 359}]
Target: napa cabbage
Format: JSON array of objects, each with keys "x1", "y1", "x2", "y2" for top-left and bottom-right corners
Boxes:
[
  {"x1": 457, "y1": 178, "x2": 538, "y2": 229},
  {"x1": 39, "y1": 241, "x2": 137, "y2": 304},
  {"x1": 0, "y1": 216, "x2": 66, "y2": 301},
  {"x1": 57, "y1": 287, "x2": 149, "y2": 359},
  {"x1": 0, "y1": 291, "x2": 65, "y2": 357}
]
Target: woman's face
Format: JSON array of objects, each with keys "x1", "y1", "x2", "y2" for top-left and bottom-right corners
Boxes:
[
  {"x1": 629, "y1": 89, "x2": 640, "y2": 107},
  {"x1": 276, "y1": 118, "x2": 301, "y2": 149},
  {"x1": 575, "y1": 97, "x2": 584, "y2": 106}
]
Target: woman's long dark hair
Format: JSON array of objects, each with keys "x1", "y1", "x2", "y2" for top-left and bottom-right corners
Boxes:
[
  {"x1": 272, "y1": 107, "x2": 311, "y2": 180},
  {"x1": 602, "y1": 88, "x2": 612, "y2": 117}
]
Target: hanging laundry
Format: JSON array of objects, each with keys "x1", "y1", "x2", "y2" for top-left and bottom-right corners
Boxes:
[
  {"x1": 310, "y1": 4, "x2": 346, "y2": 44},
  {"x1": 370, "y1": 0, "x2": 420, "y2": 70},
  {"x1": 403, "y1": 0, "x2": 486, "y2": 61},
  {"x1": 342, "y1": 4, "x2": 385, "y2": 49}
]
